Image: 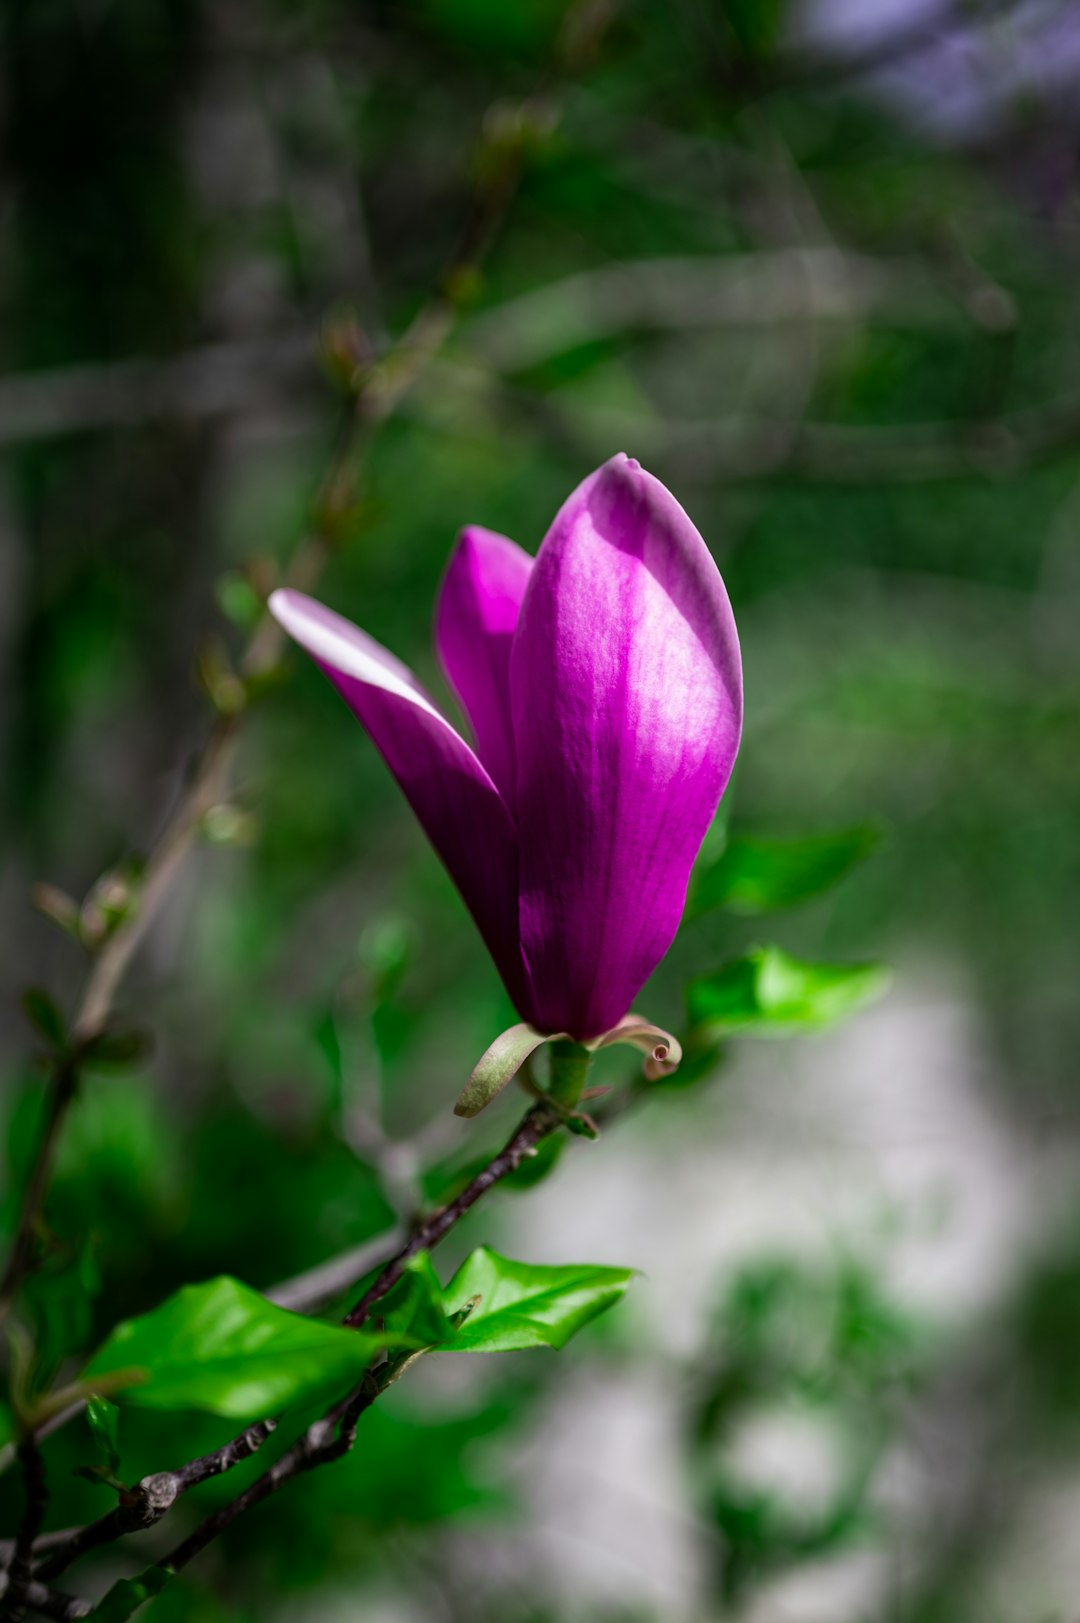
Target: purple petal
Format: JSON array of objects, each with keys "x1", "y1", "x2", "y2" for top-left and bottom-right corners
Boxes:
[
  {"x1": 269, "y1": 589, "x2": 534, "y2": 1019},
  {"x1": 434, "y1": 526, "x2": 533, "y2": 802},
  {"x1": 510, "y1": 455, "x2": 742, "y2": 1039}
]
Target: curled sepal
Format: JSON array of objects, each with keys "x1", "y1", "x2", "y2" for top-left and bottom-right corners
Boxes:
[
  {"x1": 592, "y1": 1014, "x2": 682, "y2": 1081},
  {"x1": 454, "y1": 1023, "x2": 561, "y2": 1118}
]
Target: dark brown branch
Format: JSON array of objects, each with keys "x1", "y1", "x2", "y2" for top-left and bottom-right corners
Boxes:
[
  {"x1": 11, "y1": 1582, "x2": 88, "y2": 1622},
  {"x1": 0, "y1": 1059, "x2": 78, "y2": 1323},
  {"x1": 155, "y1": 1102, "x2": 564, "y2": 1572},
  {"x1": 31, "y1": 1423, "x2": 277, "y2": 1587},
  {"x1": 30, "y1": 1100, "x2": 563, "y2": 1590},
  {"x1": 0, "y1": 84, "x2": 525, "y2": 1347},
  {"x1": 343, "y1": 1100, "x2": 561, "y2": 1326},
  {"x1": 3, "y1": 1443, "x2": 48, "y2": 1621}
]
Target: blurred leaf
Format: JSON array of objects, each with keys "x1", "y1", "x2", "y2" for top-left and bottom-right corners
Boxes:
[
  {"x1": 215, "y1": 571, "x2": 262, "y2": 632},
  {"x1": 81, "y1": 1028, "x2": 153, "y2": 1070},
  {"x1": 23, "y1": 1239, "x2": 101, "y2": 1379},
  {"x1": 421, "y1": 1130, "x2": 566, "y2": 1205},
  {"x1": 502, "y1": 1129, "x2": 566, "y2": 1189},
  {"x1": 724, "y1": 0, "x2": 787, "y2": 55},
  {"x1": 688, "y1": 947, "x2": 890, "y2": 1038},
  {"x1": 84, "y1": 1276, "x2": 397, "y2": 1419},
  {"x1": 20, "y1": 988, "x2": 67, "y2": 1050},
  {"x1": 201, "y1": 804, "x2": 258, "y2": 847},
  {"x1": 0, "y1": 1403, "x2": 13, "y2": 1450},
  {"x1": 79, "y1": 869, "x2": 139, "y2": 950},
  {"x1": 422, "y1": 0, "x2": 563, "y2": 56},
  {"x1": 690, "y1": 826, "x2": 883, "y2": 917},
  {"x1": 312, "y1": 1006, "x2": 345, "y2": 1120},
  {"x1": 86, "y1": 1394, "x2": 121, "y2": 1477},
  {"x1": 196, "y1": 638, "x2": 246, "y2": 717},
  {"x1": 442, "y1": 1246, "x2": 634, "y2": 1353},
  {"x1": 30, "y1": 883, "x2": 81, "y2": 942}
]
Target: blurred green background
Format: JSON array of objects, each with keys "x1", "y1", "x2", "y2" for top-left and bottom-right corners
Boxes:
[{"x1": 3, "y1": 0, "x2": 1080, "y2": 1617}]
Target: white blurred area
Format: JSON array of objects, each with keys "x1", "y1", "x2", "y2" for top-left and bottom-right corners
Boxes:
[
  {"x1": 793, "y1": 0, "x2": 1080, "y2": 146},
  {"x1": 407, "y1": 967, "x2": 1077, "y2": 1622}
]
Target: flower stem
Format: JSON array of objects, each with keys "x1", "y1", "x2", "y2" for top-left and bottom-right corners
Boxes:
[{"x1": 546, "y1": 1040, "x2": 592, "y2": 1112}]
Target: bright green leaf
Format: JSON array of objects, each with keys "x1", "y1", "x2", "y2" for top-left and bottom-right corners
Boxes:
[
  {"x1": 86, "y1": 1394, "x2": 121, "y2": 1476},
  {"x1": 379, "y1": 1254, "x2": 453, "y2": 1348},
  {"x1": 441, "y1": 1247, "x2": 635, "y2": 1353},
  {"x1": 690, "y1": 827, "x2": 882, "y2": 918},
  {"x1": 91, "y1": 1564, "x2": 173, "y2": 1621},
  {"x1": 688, "y1": 946, "x2": 890, "y2": 1038},
  {"x1": 83, "y1": 1276, "x2": 395, "y2": 1419}
]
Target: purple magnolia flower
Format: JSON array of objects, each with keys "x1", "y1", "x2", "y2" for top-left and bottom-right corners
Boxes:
[{"x1": 270, "y1": 454, "x2": 742, "y2": 1047}]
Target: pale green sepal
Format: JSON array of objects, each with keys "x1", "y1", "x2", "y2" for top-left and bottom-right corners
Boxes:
[
  {"x1": 592, "y1": 1013, "x2": 682, "y2": 1080},
  {"x1": 454, "y1": 1023, "x2": 562, "y2": 1118}
]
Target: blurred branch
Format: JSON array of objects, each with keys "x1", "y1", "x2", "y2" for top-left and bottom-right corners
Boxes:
[
  {"x1": 467, "y1": 375, "x2": 1080, "y2": 485},
  {"x1": 0, "y1": 247, "x2": 943, "y2": 447},
  {"x1": 0, "y1": 98, "x2": 532, "y2": 1620},
  {"x1": 0, "y1": 1055, "x2": 79, "y2": 1326},
  {"x1": 3, "y1": 1583, "x2": 87, "y2": 1623},
  {"x1": 0, "y1": 335, "x2": 314, "y2": 446},
  {"x1": 265, "y1": 1226, "x2": 407, "y2": 1314},
  {"x1": 2, "y1": 1442, "x2": 46, "y2": 1621},
  {"x1": 29, "y1": 1101, "x2": 563, "y2": 1596},
  {"x1": 465, "y1": 248, "x2": 949, "y2": 372}
]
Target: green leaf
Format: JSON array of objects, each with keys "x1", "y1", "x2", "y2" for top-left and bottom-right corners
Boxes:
[
  {"x1": 691, "y1": 827, "x2": 882, "y2": 918},
  {"x1": 86, "y1": 1394, "x2": 121, "y2": 1477},
  {"x1": 688, "y1": 946, "x2": 890, "y2": 1038},
  {"x1": 83, "y1": 1276, "x2": 395, "y2": 1419},
  {"x1": 20, "y1": 987, "x2": 67, "y2": 1050},
  {"x1": 91, "y1": 1564, "x2": 173, "y2": 1621},
  {"x1": 379, "y1": 1255, "x2": 453, "y2": 1348},
  {"x1": 442, "y1": 1247, "x2": 635, "y2": 1353}
]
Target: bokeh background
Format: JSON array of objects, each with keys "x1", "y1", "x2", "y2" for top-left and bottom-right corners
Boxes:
[{"x1": 3, "y1": 0, "x2": 1080, "y2": 1618}]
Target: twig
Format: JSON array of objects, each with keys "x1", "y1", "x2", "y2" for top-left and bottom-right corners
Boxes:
[
  {"x1": 0, "y1": 1228, "x2": 409, "y2": 1485},
  {"x1": 0, "y1": 100, "x2": 525, "y2": 1340},
  {"x1": 482, "y1": 376, "x2": 1080, "y2": 487},
  {"x1": 32, "y1": 1424, "x2": 277, "y2": 1587},
  {"x1": 343, "y1": 1101, "x2": 561, "y2": 1327},
  {"x1": 0, "y1": 109, "x2": 528, "y2": 1623},
  {"x1": 6, "y1": 1582, "x2": 88, "y2": 1623},
  {"x1": 150, "y1": 1101, "x2": 565, "y2": 1576},
  {"x1": 0, "y1": 1059, "x2": 78, "y2": 1324},
  {"x1": 0, "y1": 334, "x2": 314, "y2": 446},
  {"x1": 3, "y1": 1443, "x2": 47, "y2": 1621},
  {"x1": 29, "y1": 1100, "x2": 563, "y2": 1590}
]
